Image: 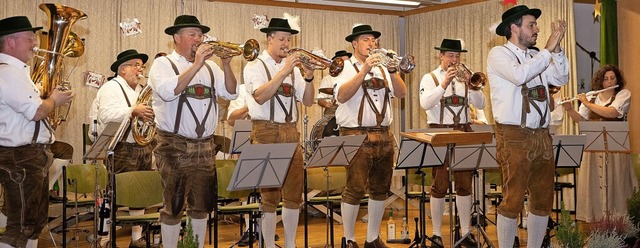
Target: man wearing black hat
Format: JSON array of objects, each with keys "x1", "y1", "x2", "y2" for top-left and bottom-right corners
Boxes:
[
  {"x1": 243, "y1": 17, "x2": 314, "y2": 248},
  {"x1": 487, "y1": 5, "x2": 568, "y2": 248},
  {"x1": 333, "y1": 24, "x2": 406, "y2": 248},
  {"x1": 418, "y1": 38, "x2": 485, "y2": 247},
  {"x1": 148, "y1": 14, "x2": 238, "y2": 248},
  {"x1": 0, "y1": 16, "x2": 73, "y2": 248},
  {"x1": 314, "y1": 50, "x2": 352, "y2": 139},
  {"x1": 93, "y1": 49, "x2": 155, "y2": 247}
]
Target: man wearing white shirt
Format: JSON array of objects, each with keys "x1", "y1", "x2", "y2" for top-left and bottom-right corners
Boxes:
[
  {"x1": 243, "y1": 17, "x2": 314, "y2": 248},
  {"x1": 148, "y1": 15, "x2": 238, "y2": 248},
  {"x1": 94, "y1": 49, "x2": 155, "y2": 247},
  {"x1": 418, "y1": 38, "x2": 485, "y2": 248},
  {"x1": 487, "y1": 5, "x2": 569, "y2": 248},
  {"x1": 0, "y1": 16, "x2": 73, "y2": 248},
  {"x1": 334, "y1": 24, "x2": 407, "y2": 248}
]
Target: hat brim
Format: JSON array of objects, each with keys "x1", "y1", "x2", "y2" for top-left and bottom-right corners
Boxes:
[
  {"x1": 434, "y1": 47, "x2": 468, "y2": 53},
  {"x1": 260, "y1": 27, "x2": 299, "y2": 34},
  {"x1": 332, "y1": 52, "x2": 352, "y2": 60},
  {"x1": 0, "y1": 26, "x2": 43, "y2": 37},
  {"x1": 496, "y1": 8, "x2": 541, "y2": 36},
  {"x1": 164, "y1": 24, "x2": 211, "y2": 35},
  {"x1": 345, "y1": 31, "x2": 381, "y2": 42},
  {"x1": 110, "y1": 53, "x2": 149, "y2": 72}
]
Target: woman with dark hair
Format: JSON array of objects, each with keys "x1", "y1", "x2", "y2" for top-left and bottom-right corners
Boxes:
[{"x1": 562, "y1": 64, "x2": 636, "y2": 222}]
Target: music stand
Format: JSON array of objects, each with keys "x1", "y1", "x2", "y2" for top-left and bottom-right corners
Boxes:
[
  {"x1": 549, "y1": 135, "x2": 586, "y2": 224},
  {"x1": 227, "y1": 142, "x2": 298, "y2": 248},
  {"x1": 450, "y1": 136, "x2": 498, "y2": 248},
  {"x1": 579, "y1": 121, "x2": 629, "y2": 213},
  {"x1": 305, "y1": 135, "x2": 366, "y2": 248},
  {"x1": 81, "y1": 122, "x2": 122, "y2": 246},
  {"x1": 401, "y1": 130, "x2": 493, "y2": 248},
  {"x1": 230, "y1": 119, "x2": 252, "y2": 154},
  {"x1": 396, "y1": 128, "x2": 450, "y2": 248}
]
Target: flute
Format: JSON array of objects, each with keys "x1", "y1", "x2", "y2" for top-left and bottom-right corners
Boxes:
[{"x1": 558, "y1": 85, "x2": 619, "y2": 105}]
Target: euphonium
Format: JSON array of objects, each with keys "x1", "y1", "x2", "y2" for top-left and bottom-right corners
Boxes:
[
  {"x1": 32, "y1": 3, "x2": 87, "y2": 130},
  {"x1": 286, "y1": 48, "x2": 344, "y2": 77},
  {"x1": 369, "y1": 48, "x2": 415, "y2": 73},
  {"x1": 202, "y1": 39, "x2": 260, "y2": 61},
  {"x1": 453, "y1": 63, "x2": 486, "y2": 91},
  {"x1": 131, "y1": 85, "x2": 156, "y2": 146}
]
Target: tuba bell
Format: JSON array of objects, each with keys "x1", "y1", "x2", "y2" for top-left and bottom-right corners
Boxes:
[
  {"x1": 453, "y1": 63, "x2": 486, "y2": 91},
  {"x1": 31, "y1": 3, "x2": 87, "y2": 130},
  {"x1": 202, "y1": 39, "x2": 260, "y2": 61},
  {"x1": 286, "y1": 48, "x2": 344, "y2": 77},
  {"x1": 130, "y1": 85, "x2": 156, "y2": 146}
]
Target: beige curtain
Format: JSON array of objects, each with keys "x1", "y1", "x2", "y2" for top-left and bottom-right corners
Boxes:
[
  {"x1": 0, "y1": 0, "x2": 398, "y2": 163},
  {"x1": 404, "y1": 0, "x2": 578, "y2": 135}
]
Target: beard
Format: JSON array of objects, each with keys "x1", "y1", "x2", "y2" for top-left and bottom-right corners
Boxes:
[{"x1": 518, "y1": 32, "x2": 537, "y2": 48}]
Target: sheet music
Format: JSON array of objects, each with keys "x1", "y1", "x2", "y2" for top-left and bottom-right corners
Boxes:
[
  {"x1": 230, "y1": 119, "x2": 252, "y2": 154},
  {"x1": 579, "y1": 121, "x2": 629, "y2": 153}
]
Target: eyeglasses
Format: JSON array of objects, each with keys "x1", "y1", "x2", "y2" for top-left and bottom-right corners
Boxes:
[{"x1": 122, "y1": 63, "x2": 146, "y2": 70}]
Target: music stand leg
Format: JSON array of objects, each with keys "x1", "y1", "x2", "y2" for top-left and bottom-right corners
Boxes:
[
  {"x1": 408, "y1": 168, "x2": 430, "y2": 248},
  {"x1": 455, "y1": 170, "x2": 493, "y2": 248}
]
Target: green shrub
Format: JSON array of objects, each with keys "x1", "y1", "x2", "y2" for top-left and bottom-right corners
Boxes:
[
  {"x1": 556, "y1": 203, "x2": 585, "y2": 248},
  {"x1": 178, "y1": 217, "x2": 199, "y2": 248}
]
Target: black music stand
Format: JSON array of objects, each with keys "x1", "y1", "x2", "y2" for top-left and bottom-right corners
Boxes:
[
  {"x1": 83, "y1": 121, "x2": 128, "y2": 248},
  {"x1": 396, "y1": 129, "x2": 450, "y2": 248},
  {"x1": 227, "y1": 143, "x2": 298, "y2": 248},
  {"x1": 579, "y1": 121, "x2": 629, "y2": 213},
  {"x1": 81, "y1": 122, "x2": 123, "y2": 246},
  {"x1": 450, "y1": 136, "x2": 498, "y2": 248},
  {"x1": 305, "y1": 135, "x2": 366, "y2": 248},
  {"x1": 230, "y1": 119, "x2": 252, "y2": 154}
]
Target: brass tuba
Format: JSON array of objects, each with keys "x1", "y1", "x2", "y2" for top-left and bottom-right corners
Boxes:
[
  {"x1": 130, "y1": 85, "x2": 156, "y2": 146},
  {"x1": 454, "y1": 63, "x2": 486, "y2": 91},
  {"x1": 202, "y1": 39, "x2": 260, "y2": 61},
  {"x1": 32, "y1": 3, "x2": 87, "y2": 130},
  {"x1": 286, "y1": 48, "x2": 344, "y2": 77}
]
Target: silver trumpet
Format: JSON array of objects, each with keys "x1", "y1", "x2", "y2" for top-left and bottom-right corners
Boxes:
[{"x1": 369, "y1": 48, "x2": 415, "y2": 73}]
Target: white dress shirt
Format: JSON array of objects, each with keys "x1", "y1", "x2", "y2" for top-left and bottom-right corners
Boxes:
[
  {"x1": 94, "y1": 76, "x2": 140, "y2": 143},
  {"x1": 578, "y1": 89, "x2": 630, "y2": 119},
  {"x1": 148, "y1": 50, "x2": 237, "y2": 139},
  {"x1": 487, "y1": 41, "x2": 569, "y2": 128},
  {"x1": 419, "y1": 66, "x2": 485, "y2": 125},
  {"x1": 333, "y1": 56, "x2": 396, "y2": 128},
  {"x1": 0, "y1": 53, "x2": 54, "y2": 146},
  {"x1": 243, "y1": 50, "x2": 306, "y2": 123},
  {"x1": 227, "y1": 84, "x2": 249, "y2": 119}
]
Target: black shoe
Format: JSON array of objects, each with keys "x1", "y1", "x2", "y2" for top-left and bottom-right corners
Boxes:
[
  {"x1": 363, "y1": 237, "x2": 389, "y2": 248},
  {"x1": 460, "y1": 233, "x2": 478, "y2": 247},
  {"x1": 513, "y1": 236, "x2": 520, "y2": 247},
  {"x1": 274, "y1": 233, "x2": 279, "y2": 241},
  {"x1": 237, "y1": 232, "x2": 258, "y2": 247},
  {"x1": 346, "y1": 239, "x2": 360, "y2": 248},
  {"x1": 431, "y1": 235, "x2": 444, "y2": 248},
  {"x1": 49, "y1": 190, "x2": 64, "y2": 202}
]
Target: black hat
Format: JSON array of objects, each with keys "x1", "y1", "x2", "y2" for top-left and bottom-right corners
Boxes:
[
  {"x1": 110, "y1": 49, "x2": 149, "y2": 72},
  {"x1": 496, "y1": 5, "x2": 542, "y2": 36},
  {"x1": 331, "y1": 50, "x2": 352, "y2": 60},
  {"x1": 345, "y1": 24, "x2": 381, "y2": 42},
  {"x1": 164, "y1": 15, "x2": 210, "y2": 35},
  {"x1": 434, "y1": 39, "x2": 467, "y2": 53},
  {"x1": 260, "y1": 18, "x2": 298, "y2": 34},
  {"x1": 0, "y1": 16, "x2": 42, "y2": 37}
]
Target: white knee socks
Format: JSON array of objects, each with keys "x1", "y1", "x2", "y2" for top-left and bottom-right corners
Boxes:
[
  {"x1": 261, "y1": 212, "x2": 277, "y2": 248},
  {"x1": 48, "y1": 159, "x2": 70, "y2": 190},
  {"x1": 527, "y1": 213, "x2": 549, "y2": 248},
  {"x1": 456, "y1": 195, "x2": 472, "y2": 235},
  {"x1": 430, "y1": 197, "x2": 445, "y2": 236},
  {"x1": 341, "y1": 202, "x2": 360, "y2": 242},
  {"x1": 497, "y1": 214, "x2": 517, "y2": 248},
  {"x1": 190, "y1": 218, "x2": 207, "y2": 248},
  {"x1": 129, "y1": 209, "x2": 145, "y2": 241},
  {"x1": 282, "y1": 208, "x2": 300, "y2": 248},
  {"x1": 366, "y1": 200, "x2": 385, "y2": 242},
  {"x1": 161, "y1": 223, "x2": 181, "y2": 248}
]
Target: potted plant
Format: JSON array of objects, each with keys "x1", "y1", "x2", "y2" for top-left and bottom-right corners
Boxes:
[
  {"x1": 178, "y1": 217, "x2": 200, "y2": 248},
  {"x1": 556, "y1": 203, "x2": 585, "y2": 248}
]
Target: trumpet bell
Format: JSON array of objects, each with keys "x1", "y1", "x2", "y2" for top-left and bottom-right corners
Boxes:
[
  {"x1": 329, "y1": 57, "x2": 344, "y2": 77},
  {"x1": 242, "y1": 39, "x2": 260, "y2": 61}
]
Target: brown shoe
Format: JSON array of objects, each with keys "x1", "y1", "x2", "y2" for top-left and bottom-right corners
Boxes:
[
  {"x1": 346, "y1": 239, "x2": 360, "y2": 248},
  {"x1": 363, "y1": 237, "x2": 389, "y2": 248}
]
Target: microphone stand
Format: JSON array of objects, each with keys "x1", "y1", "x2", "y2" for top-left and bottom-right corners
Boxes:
[{"x1": 576, "y1": 42, "x2": 600, "y2": 80}]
